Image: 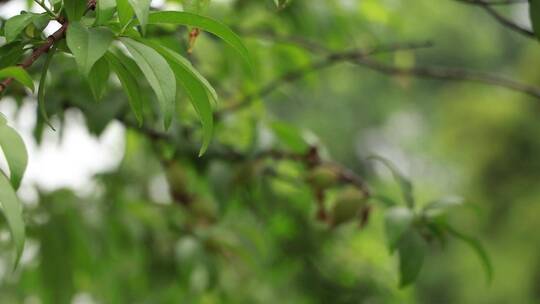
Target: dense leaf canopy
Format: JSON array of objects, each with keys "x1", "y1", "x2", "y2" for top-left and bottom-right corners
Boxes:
[{"x1": 0, "y1": 0, "x2": 539, "y2": 303}]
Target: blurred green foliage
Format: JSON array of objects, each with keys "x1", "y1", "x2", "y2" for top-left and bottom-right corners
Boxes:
[{"x1": 0, "y1": 0, "x2": 540, "y2": 303}]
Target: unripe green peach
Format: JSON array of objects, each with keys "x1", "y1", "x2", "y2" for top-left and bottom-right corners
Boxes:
[
  {"x1": 306, "y1": 165, "x2": 340, "y2": 189},
  {"x1": 331, "y1": 186, "x2": 368, "y2": 227}
]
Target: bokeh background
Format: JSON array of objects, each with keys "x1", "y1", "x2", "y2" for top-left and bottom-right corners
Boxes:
[{"x1": 1, "y1": 0, "x2": 540, "y2": 303}]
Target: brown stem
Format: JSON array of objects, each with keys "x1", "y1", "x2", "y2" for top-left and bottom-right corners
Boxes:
[
  {"x1": 0, "y1": 22, "x2": 69, "y2": 94},
  {"x1": 0, "y1": 0, "x2": 96, "y2": 95}
]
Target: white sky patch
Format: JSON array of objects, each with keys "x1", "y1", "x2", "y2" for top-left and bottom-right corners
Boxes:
[{"x1": 0, "y1": 99, "x2": 125, "y2": 195}]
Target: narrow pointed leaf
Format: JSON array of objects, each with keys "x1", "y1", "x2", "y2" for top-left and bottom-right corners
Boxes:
[
  {"x1": 0, "y1": 66, "x2": 34, "y2": 93},
  {"x1": 423, "y1": 196, "x2": 464, "y2": 218},
  {"x1": 447, "y1": 225, "x2": 493, "y2": 284},
  {"x1": 96, "y1": 0, "x2": 117, "y2": 25},
  {"x1": 88, "y1": 57, "x2": 110, "y2": 101},
  {"x1": 105, "y1": 52, "x2": 143, "y2": 124},
  {"x1": 38, "y1": 45, "x2": 57, "y2": 130},
  {"x1": 369, "y1": 155, "x2": 414, "y2": 208},
  {"x1": 116, "y1": 0, "x2": 134, "y2": 26},
  {"x1": 530, "y1": 0, "x2": 540, "y2": 41},
  {"x1": 385, "y1": 207, "x2": 414, "y2": 252},
  {"x1": 66, "y1": 22, "x2": 114, "y2": 76},
  {"x1": 64, "y1": 0, "x2": 87, "y2": 21},
  {"x1": 147, "y1": 11, "x2": 252, "y2": 69},
  {"x1": 127, "y1": 0, "x2": 151, "y2": 34},
  {"x1": 397, "y1": 230, "x2": 425, "y2": 287},
  {"x1": 120, "y1": 38, "x2": 176, "y2": 128},
  {"x1": 0, "y1": 172, "x2": 25, "y2": 268},
  {"x1": 0, "y1": 122, "x2": 29, "y2": 190},
  {"x1": 150, "y1": 43, "x2": 214, "y2": 154}
]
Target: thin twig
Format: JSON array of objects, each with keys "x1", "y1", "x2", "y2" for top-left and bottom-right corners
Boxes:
[
  {"x1": 0, "y1": 22, "x2": 69, "y2": 94},
  {"x1": 353, "y1": 57, "x2": 540, "y2": 99},
  {"x1": 453, "y1": 0, "x2": 535, "y2": 39},
  {"x1": 217, "y1": 42, "x2": 434, "y2": 115},
  {"x1": 218, "y1": 39, "x2": 540, "y2": 115}
]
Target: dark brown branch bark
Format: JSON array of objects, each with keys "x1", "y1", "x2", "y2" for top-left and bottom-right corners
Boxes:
[{"x1": 0, "y1": 22, "x2": 69, "y2": 94}]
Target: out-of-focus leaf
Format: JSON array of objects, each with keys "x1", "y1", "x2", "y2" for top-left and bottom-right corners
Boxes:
[
  {"x1": 274, "y1": 0, "x2": 291, "y2": 9},
  {"x1": 447, "y1": 225, "x2": 493, "y2": 284},
  {"x1": 88, "y1": 57, "x2": 110, "y2": 101},
  {"x1": 0, "y1": 43, "x2": 25, "y2": 69},
  {"x1": 120, "y1": 38, "x2": 176, "y2": 128},
  {"x1": 423, "y1": 196, "x2": 464, "y2": 219},
  {"x1": 270, "y1": 121, "x2": 309, "y2": 153},
  {"x1": 64, "y1": 0, "x2": 87, "y2": 21},
  {"x1": 66, "y1": 22, "x2": 114, "y2": 76},
  {"x1": 397, "y1": 230, "x2": 425, "y2": 287},
  {"x1": 0, "y1": 171, "x2": 25, "y2": 268},
  {"x1": 147, "y1": 11, "x2": 252, "y2": 69},
  {"x1": 530, "y1": 0, "x2": 540, "y2": 40},
  {"x1": 371, "y1": 194, "x2": 398, "y2": 207},
  {"x1": 38, "y1": 44, "x2": 57, "y2": 130},
  {"x1": 385, "y1": 206, "x2": 414, "y2": 252},
  {"x1": 0, "y1": 66, "x2": 35, "y2": 92},
  {"x1": 150, "y1": 43, "x2": 214, "y2": 155},
  {"x1": 127, "y1": 0, "x2": 151, "y2": 34},
  {"x1": 369, "y1": 155, "x2": 414, "y2": 208},
  {"x1": 105, "y1": 51, "x2": 143, "y2": 124}
]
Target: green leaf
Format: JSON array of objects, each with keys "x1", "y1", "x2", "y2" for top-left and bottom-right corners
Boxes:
[
  {"x1": 371, "y1": 194, "x2": 398, "y2": 207},
  {"x1": 369, "y1": 155, "x2": 414, "y2": 208},
  {"x1": 88, "y1": 57, "x2": 110, "y2": 101},
  {"x1": 0, "y1": 66, "x2": 35, "y2": 92},
  {"x1": 127, "y1": 0, "x2": 151, "y2": 34},
  {"x1": 397, "y1": 230, "x2": 425, "y2": 287},
  {"x1": 38, "y1": 44, "x2": 57, "y2": 130},
  {"x1": 446, "y1": 225, "x2": 493, "y2": 284},
  {"x1": 96, "y1": 0, "x2": 117, "y2": 25},
  {"x1": 0, "y1": 171, "x2": 26, "y2": 268},
  {"x1": 530, "y1": 0, "x2": 540, "y2": 41},
  {"x1": 385, "y1": 207, "x2": 414, "y2": 253},
  {"x1": 149, "y1": 43, "x2": 215, "y2": 155},
  {"x1": 105, "y1": 52, "x2": 143, "y2": 124},
  {"x1": 0, "y1": 122, "x2": 28, "y2": 190},
  {"x1": 274, "y1": 0, "x2": 291, "y2": 9},
  {"x1": 116, "y1": 0, "x2": 134, "y2": 26},
  {"x1": 270, "y1": 121, "x2": 309, "y2": 153},
  {"x1": 5, "y1": 13, "x2": 38, "y2": 42},
  {"x1": 63, "y1": 0, "x2": 87, "y2": 21},
  {"x1": 120, "y1": 38, "x2": 176, "y2": 129},
  {"x1": 147, "y1": 11, "x2": 252, "y2": 69},
  {"x1": 423, "y1": 196, "x2": 464, "y2": 219},
  {"x1": 0, "y1": 43, "x2": 25, "y2": 69},
  {"x1": 66, "y1": 22, "x2": 114, "y2": 76}
]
